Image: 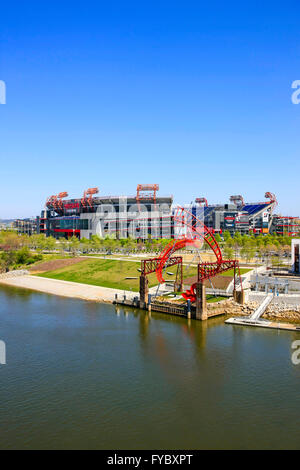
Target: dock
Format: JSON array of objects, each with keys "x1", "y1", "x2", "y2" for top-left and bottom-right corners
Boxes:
[
  {"x1": 225, "y1": 293, "x2": 300, "y2": 332},
  {"x1": 225, "y1": 316, "x2": 300, "y2": 332}
]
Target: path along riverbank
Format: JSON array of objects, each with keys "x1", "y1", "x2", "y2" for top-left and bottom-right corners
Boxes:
[
  {"x1": 0, "y1": 274, "x2": 137, "y2": 303},
  {"x1": 1, "y1": 273, "x2": 300, "y2": 324}
]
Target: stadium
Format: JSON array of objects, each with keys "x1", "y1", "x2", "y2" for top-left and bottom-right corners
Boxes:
[
  {"x1": 191, "y1": 192, "x2": 298, "y2": 236},
  {"x1": 13, "y1": 186, "x2": 299, "y2": 239}
]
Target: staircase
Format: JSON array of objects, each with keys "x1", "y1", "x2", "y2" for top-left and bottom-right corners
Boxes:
[
  {"x1": 225, "y1": 293, "x2": 274, "y2": 328},
  {"x1": 249, "y1": 293, "x2": 273, "y2": 321}
]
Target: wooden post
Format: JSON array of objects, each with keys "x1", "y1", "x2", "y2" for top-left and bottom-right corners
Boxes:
[
  {"x1": 187, "y1": 299, "x2": 191, "y2": 319},
  {"x1": 233, "y1": 262, "x2": 236, "y2": 297},
  {"x1": 234, "y1": 290, "x2": 245, "y2": 305},
  {"x1": 139, "y1": 275, "x2": 149, "y2": 309},
  {"x1": 239, "y1": 290, "x2": 245, "y2": 305},
  {"x1": 195, "y1": 282, "x2": 207, "y2": 320},
  {"x1": 148, "y1": 293, "x2": 152, "y2": 312}
]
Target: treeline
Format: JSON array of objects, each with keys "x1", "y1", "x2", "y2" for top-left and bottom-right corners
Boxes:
[
  {"x1": 0, "y1": 229, "x2": 295, "y2": 272},
  {"x1": 72, "y1": 235, "x2": 174, "y2": 254},
  {"x1": 0, "y1": 232, "x2": 43, "y2": 272},
  {"x1": 0, "y1": 231, "x2": 175, "y2": 271},
  {"x1": 213, "y1": 231, "x2": 291, "y2": 264}
]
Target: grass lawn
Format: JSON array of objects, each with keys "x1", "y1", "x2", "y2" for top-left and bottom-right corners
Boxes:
[
  {"x1": 220, "y1": 268, "x2": 251, "y2": 276},
  {"x1": 206, "y1": 295, "x2": 228, "y2": 303},
  {"x1": 36, "y1": 258, "x2": 199, "y2": 292},
  {"x1": 35, "y1": 257, "x2": 245, "y2": 292},
  {"x1": 33, "y1": 253, "x2": 71, "y2": 263},
  {"x1": 36, "y1": 258, "x2": 161, "y2": 292},
  {"x1": 157, "y1": 294, "x2": 228, "y2": 304}
]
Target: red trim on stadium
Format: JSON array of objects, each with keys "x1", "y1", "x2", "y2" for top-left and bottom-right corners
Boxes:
[{"x1": 53, "y1": 229, "x2": 80, "y2": 233}]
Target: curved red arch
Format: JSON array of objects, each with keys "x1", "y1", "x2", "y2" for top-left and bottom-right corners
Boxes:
[
  {"x1": 156, "y1": 238, "x2": 195, "y2": 284},
  {"x1": 173, "y1": 206, "x2": 222, "y2": 263},
  {"x1": 155, "y1": 206, "x2": 224, "y2": 299}
]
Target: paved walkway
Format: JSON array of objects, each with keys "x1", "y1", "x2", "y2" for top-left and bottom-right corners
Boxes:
[{"x1": 0, "y1": 275, "x2": 138, "y2": 303}]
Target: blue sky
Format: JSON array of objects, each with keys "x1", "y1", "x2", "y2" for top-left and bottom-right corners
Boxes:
[{"x1": 0, "y1": 1, "x2": 299, "y2": 218}]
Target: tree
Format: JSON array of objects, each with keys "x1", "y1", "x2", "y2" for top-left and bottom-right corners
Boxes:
[
  {"x1": 80, "y1": 237, "x2": 91, "y2": 253},
  {"x1": 29, "y1": 234, "x2": 47, "y2": 252},
  {"x1": 0, "y1": 232, "x2": 22, "y2": 251},
  {"x1": 90, "y1": 235, "x2": 103, "y2": 252},
  {"x1": 44, "y1": 236, "x2": 56, "y2": 251},
  {"x1": 223, "y1": 246, "x2": 234, "y2": 259},
  {"x1": 15, "y1": 246, "x2": 31, "y2": 265},
  {"x1": 233, "y1": 231, "x2": 242, "y2": 241},
  {"x1": 58, "y1": 238, "x2": 69, "y2": 254},
  {"x1": 240, "y1": 246, "x2": 256, "y2": 263},
  {"x1": 69, "y1": 236, "x2": 80, "y2": 256},
  {"x1": 0, "y1": 251, "x2": 17, "y2": 272},
  {"x1": 214, "y1": 233, "x2": 222, "y2": 243},
  {"x1": 223, "y1": 231, "x2": 232, "y2": 242}
]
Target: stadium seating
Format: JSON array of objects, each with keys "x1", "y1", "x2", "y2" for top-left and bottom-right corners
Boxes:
[{"x1": 241, "y1": 204, "x2": 268, "y2": 215}]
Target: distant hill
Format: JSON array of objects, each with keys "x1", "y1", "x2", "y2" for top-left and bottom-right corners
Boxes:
[{"x1": 0, "y1": 219, "x2": 14, "y2": 225}]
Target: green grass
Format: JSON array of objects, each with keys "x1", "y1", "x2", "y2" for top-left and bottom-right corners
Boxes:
[
  {"x1": 35, "y1": 257, "x2": 244, "y2": 292},
  {"x1": 220, "y1": 268, "x2": 251, "y2": 277},
  {"x1": 157, "y1": 294, "x2": 228, "y2": 304},
  {"x1": 35, "y1": 258, "x2": 199, "y2": 292},
  {"x1": 206, "y1": 295, "x2": 228, "y2": 303},
  {"x1": 35, "y1": 253, "x2": 71, "y2": 262},
  {"x1": 36, "y1": 258, "x2": 160, "y2": 292}
]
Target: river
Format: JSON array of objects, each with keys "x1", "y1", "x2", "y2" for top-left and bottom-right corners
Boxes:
[{"x1": 0, "y1": 284, "x2": 300, "y2": 449}]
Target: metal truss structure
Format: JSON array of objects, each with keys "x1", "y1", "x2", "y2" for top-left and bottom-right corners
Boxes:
[
  {"x1": 265, "y1": 191, "x2": 278, "y2": 209},
  {"x1": 81, "y1": 187, "x2": 99, "y2": 208},
  {"x1": 195, "y1": 197, "x2": 208, "y2": 206},
  {"x1": 141, "y1": 256, "x2": 182, "y2": 276},
  {"x1": 136, "y1": 184, "x2": 159, "y2": 211},
  {"x1": 230, "y1": 195, "x2": 244, "y2": 206},
  {"x1": 141, "y1": 255, "x2": 183, "y2": 295},
  {"x1": 141, "y1": 206, "x2": 243, "y2": 303},
  {"x1": 182, "y1": 260, "x2": 243, "y2": 301},
  {"x1": 46, "y1": 192, "x2": 69, "y2": 211}
]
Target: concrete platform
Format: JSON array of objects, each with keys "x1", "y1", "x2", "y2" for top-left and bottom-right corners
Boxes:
[{"x1": 225, "y1": 316, "x2": 300, "y2": 332}]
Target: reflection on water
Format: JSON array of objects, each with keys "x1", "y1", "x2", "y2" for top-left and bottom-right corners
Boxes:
[{"x1": 0, "y1": 284, "x2": 300, "y2": 450}]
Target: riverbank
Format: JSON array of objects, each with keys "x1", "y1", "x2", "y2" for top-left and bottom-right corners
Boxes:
[
  {"x1": 1, "y1": 273, "x2": 300, "y2": 324},
  {"x1": 223, "y1": 299, "x2": 300, "y2": 324},
  {"x1": 0, "y1": 274, "x2": 137, "y2": 303},
  {"x1": 1, "y1": 285, "x2": 300, "y2": 450}
]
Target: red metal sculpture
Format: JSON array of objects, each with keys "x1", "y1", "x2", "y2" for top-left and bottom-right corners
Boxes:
[{"x1": 154, "y1": 206, "x2": 242, "y2": 302}]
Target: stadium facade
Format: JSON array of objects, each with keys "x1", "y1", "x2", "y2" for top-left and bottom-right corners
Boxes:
[
  {"x1": 13, "y1": 186, "x2": 299, "y2": 239},
  {"x1": 39, "y1": 185, "x2": 174, "y2": 240},
  {"x1": 192, "y1": 192, "x2": 278, "y2": 236}
]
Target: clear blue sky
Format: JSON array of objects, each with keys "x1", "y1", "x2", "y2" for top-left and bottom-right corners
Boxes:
[{"x1": 0, "y1": 1, "x2": 299, "y2": 218}]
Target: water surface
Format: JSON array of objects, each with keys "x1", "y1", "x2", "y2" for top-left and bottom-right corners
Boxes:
[{"x1": 0, "y1": 284, "x2": 299, "y2": 449}]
